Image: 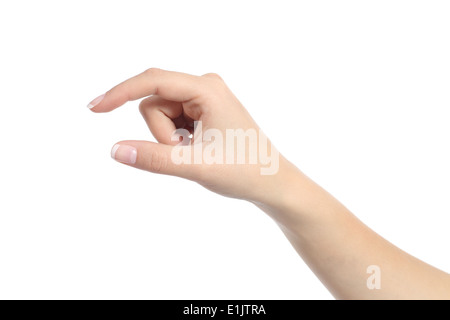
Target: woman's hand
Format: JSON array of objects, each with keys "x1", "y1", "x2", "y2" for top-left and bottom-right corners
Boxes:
[{"x1": 88, "y1": 68, "x2": 288, "y2": 203}]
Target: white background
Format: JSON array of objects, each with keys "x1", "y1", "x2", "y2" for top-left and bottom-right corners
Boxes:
[{"x1": 0, "y1": 1, "x2": 449, "y2": 300}]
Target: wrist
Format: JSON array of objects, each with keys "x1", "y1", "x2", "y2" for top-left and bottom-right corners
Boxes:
[
  {"x1": 252, "y1": 156, "x2": 346, "y2": 231},
  {"x1": 251, "y1": 157, "x2": 309, "y2": 226}
]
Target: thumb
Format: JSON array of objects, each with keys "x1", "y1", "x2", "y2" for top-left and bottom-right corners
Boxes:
[{"x1": 111, "y1": 140, "x2": 199, "y2": 180}]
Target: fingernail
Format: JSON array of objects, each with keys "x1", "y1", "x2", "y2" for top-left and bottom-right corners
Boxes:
[
  {"x1": 111, "y1": 144, "x2": 137, "y2": 164},
  {"x1": 87, "y1": 93, "x2": 105, "y2": 109}
]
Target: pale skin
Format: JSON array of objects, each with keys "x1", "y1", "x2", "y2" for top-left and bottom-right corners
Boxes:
[{"x1": 88, "y1": 68, "x2": 450, "y2": 300}]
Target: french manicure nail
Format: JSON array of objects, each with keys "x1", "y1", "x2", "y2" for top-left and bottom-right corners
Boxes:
[
  {"x1": 111, "y1": 144, "x2": 137, "y2": 165},
  {"x1": 87, "y1": 93, "x2": 105, "y2": 109}
]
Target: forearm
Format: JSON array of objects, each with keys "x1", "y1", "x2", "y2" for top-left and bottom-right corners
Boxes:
[{"x1": 255, "y1": 159, "x2": 450, "y2": 300}]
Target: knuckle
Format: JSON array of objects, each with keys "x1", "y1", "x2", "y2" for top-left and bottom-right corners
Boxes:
[
  {"x1": 139, "y1": 97, "x2": 160, "y2": 115},
  {"x1": 202, "y1": 72, "x2": 223, "y2": 81},
  {"x1": 144, "y1": 67, "x2": 161, "y2": 77},
  {"x1": 147, "y1": 151, "x2": 168, "y2": 173},
  {"x1": 138, "y1": 100, "x2": 147, "y2": 115},
  {"x1": 201, "y1": 73, "x2": 228, "y2": 99}
]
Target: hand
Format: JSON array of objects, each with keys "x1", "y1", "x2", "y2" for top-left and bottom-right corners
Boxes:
[{"x1": 88, "y1": 68, "x2": 288, "y2": 202}]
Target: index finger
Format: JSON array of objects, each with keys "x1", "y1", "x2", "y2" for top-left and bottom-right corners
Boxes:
[{"x1": 87, "y1": 68, "x2": 204, "y2": 113}]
